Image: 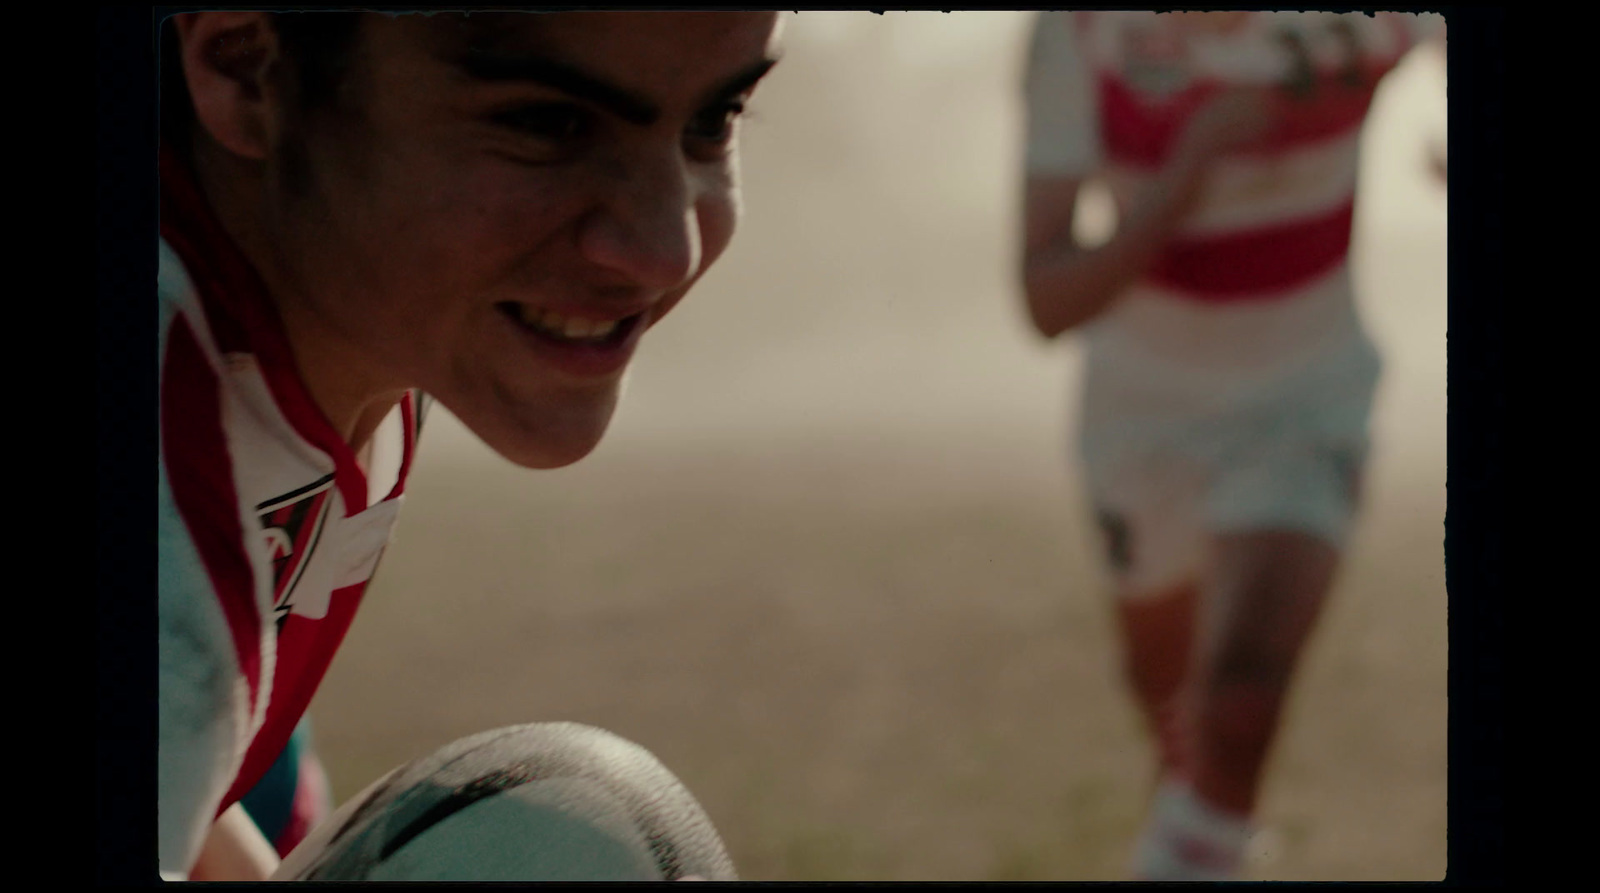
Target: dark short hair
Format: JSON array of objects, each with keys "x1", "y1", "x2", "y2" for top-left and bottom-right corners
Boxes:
[{"x1": 159, "y1": 11, "x2": 365, "y2": 153}]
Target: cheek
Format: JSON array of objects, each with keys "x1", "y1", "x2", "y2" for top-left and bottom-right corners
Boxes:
[
  {"x1": 449, "y1": 170, "x2": 581, "y2": 269},
  {"x1": 356, "y1": 162, "x2": 584, "y2": 302}
]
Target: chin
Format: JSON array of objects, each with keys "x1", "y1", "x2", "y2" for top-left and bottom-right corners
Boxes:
[
  {"x1": 449, "y1": 396, "x2": 619, "y2": 470},
  {"x1": 491, "y1": 434, "x2": 606, "y2": 470},
  {"x1": 479, "y1": 416, "x2": 613, "y2": 469}
]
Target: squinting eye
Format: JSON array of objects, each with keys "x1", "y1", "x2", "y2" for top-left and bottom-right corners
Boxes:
[
  {"x1": 491, "y1": 103, "x2": 592, "y2": 142},
  {"x1": 686, "y1": 101, "x2": 746, "y2": 145}
]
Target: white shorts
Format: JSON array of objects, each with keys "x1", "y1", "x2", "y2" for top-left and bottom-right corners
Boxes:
[{"x1": 1078, "y1": 327, "x2": 1380, "y2": 597}]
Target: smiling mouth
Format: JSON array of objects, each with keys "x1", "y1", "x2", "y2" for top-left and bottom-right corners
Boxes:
[{"x1": 495, "y1": 302, "x2": 643, "y2": 347}]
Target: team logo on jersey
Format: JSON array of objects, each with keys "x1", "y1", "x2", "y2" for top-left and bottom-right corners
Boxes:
[
  {"x1": 257, "y1": 474, "x2": 336, "y2": 632},
  {"x1": 1275, "y1": 19, "x2": 1369, "y2": 99}
]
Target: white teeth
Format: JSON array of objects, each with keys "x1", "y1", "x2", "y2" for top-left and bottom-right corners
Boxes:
[{"x1": 513, "y1": 305, "x2": 620, "y2": 341}]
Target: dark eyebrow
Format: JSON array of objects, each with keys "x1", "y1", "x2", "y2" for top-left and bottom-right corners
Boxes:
[
  {"x1": 460, "y1": 50, "x2": 660, "y2": 125},
  {"x1": 703, "y1": 57, "x2": 780, "y2": 107},
  {"x1": 457, "y1": 50, "x2": 780, "y2": 128}
]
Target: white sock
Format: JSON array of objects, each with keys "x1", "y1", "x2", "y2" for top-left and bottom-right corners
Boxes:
[{"x1": 1131, "y1": 778, "x2": 1254, "y2": 881}]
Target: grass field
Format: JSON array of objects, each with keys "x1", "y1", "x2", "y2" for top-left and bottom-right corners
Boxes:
[{"x1": 305, "y1": 13, "x2": 1448, "y2": 881}]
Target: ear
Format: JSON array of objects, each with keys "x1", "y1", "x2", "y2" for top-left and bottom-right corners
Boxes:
[{"x1": 172, "y1": 12, "x2": 283, "y2": 161}]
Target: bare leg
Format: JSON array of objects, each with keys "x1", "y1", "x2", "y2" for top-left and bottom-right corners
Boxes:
[
  {"x1": 1115, "y1": 582, "x2": 1201, "y2": 782},
  {"x1": 1128, "y1": 529, "x2": 1340, "y2": 880},
  {"x1": 1186, "y1": 529, "x2": 1340, "y2": 816}
]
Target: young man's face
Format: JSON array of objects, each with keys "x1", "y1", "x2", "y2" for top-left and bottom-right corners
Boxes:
[{"x1": 255, "y1": 12, "x2": 782, "y2": 467}]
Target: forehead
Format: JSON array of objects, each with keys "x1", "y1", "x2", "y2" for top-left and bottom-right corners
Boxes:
[{"x1": 386, "y1": 11, "x2": 782, "y2": 96}]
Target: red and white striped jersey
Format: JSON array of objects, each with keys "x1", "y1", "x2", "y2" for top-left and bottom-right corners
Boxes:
[
  {"x1": 1025, "y1": 11, "x2": 1441, "y2": 378},
  {"x1": 157, "y1": 146, "x2": 426, "y2": 879}
]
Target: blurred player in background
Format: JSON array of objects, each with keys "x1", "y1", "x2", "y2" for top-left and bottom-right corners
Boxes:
[
  {"x1": 159, "y1": 10, "x2": 781, "y2": 880},
  {"x1": 1020, "y1": 11, "x2": 1443, "y2": 880}
]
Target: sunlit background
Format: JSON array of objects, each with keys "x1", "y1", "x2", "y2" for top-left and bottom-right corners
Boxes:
[{"x1": 307, "y1": 11, "x2": 1447, "y2": 881}]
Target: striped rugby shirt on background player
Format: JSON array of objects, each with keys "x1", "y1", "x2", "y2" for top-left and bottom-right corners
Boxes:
[
  {"x1": 1026, "y1": 11, "x2": 1443, "y2": 396},
  {"x1": 158, "y1": 145, "x2": 429, "y2": 880}
]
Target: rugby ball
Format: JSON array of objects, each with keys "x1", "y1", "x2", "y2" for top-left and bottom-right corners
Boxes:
[{"x1": 271, "y1": 722, "x2": 737, "y2": 881}]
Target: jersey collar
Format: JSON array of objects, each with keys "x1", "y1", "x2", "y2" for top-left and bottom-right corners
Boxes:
[{"x1": 159, "y1": 144, "x2": 415, "y2": 514}]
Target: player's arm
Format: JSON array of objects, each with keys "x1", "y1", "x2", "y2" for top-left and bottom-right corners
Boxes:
[
  {"x1": 159, "y1": 251, "x2": 266, "y2": 881},
  {"x1": 1022, "y1": 168, "x2": 1196, "y2": 338},
  {"x1": 1022, "y1": 89, "x2": 1278, "y2": 338},
  {"x1": 1018, "y1": 12, "x2": 1122, "y2": 338},
  {"x1": 190, "y1": 803, "x2": 283, "y2": 881},
  {"x1": 159, "y1": 436, "x2": 256, "y2": 881},
  {"x1": 158, "y1": 448, "x2": 252, "y2": 880},
  {"x1": 1367, "y1": 11, "x2": 1446, "y2": 186}
]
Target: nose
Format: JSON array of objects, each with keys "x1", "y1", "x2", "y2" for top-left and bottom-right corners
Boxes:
[{"x1": 577, "y1": 151, "x2": 702, "y2": 294}]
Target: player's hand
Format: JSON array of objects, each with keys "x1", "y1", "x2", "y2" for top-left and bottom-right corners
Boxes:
[
  {"x1": 1171, "y1": 86, "x2": 1282, "y2": 170},
  {"x1": 1158, "y1": 86, "x2": 1282, "y2": 218}
]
